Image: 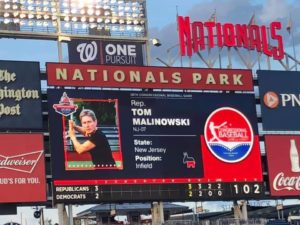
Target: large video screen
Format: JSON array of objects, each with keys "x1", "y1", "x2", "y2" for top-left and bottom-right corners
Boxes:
[{"x1": 48, "y1": 89, "x2": 263, "y2": 203}]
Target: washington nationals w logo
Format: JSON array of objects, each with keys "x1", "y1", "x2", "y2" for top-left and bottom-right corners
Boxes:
[{"x1": 76, "y1": 41, "x2": 98, "y2": 63}]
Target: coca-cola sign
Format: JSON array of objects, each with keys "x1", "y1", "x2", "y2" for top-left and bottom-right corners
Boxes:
[
  {"x1": 273, "y1": 172, "x2": 300, "y2": 191},
  {"x1": 265, "y1": 135, "x2": 300, "y2": 196},
  {"x1": 258, "y1": 71, "x2": 300, "y2": 131},
  {"x1": 0, "y1": 134, "x2": 46, "y2": 203}
]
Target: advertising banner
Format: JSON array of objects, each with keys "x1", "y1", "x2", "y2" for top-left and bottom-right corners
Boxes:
[
  {"x1": 101, "y1": 40, "x2": 144, "y2": 66},
  {"x1": 258, "y1": 70, "x2": 300, "y2": 131},
  {"x1": 0, "y1": 60, "x2": 42, "y2": 129},
  {"x1": 47, "y1": 63, "x2": 254, "y2": 91},
  {"x1": 68, "y1": 40, "x2": 144, "y2": 66},
  {"x1": 48, "y1": 89, "x2": 263, "y2": 203},
  {"x1": 265, "y1": 135, "x2": 300, "y2": 196},
  {"x1": 0, "y1": 134, "x2": 46, "y2": 203}
]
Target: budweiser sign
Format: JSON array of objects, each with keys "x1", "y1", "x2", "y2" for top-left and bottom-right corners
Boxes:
[
  {"x1": 0, "y1": 150, "x2": 43, "y2": 173},
  {"x1": 0, "y1": 134, "x2": 46, "y2": 203}
]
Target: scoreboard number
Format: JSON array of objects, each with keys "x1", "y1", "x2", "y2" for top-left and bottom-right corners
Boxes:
[{"x1": 232, "y1": 183, "x2": 262, "y2": 196}]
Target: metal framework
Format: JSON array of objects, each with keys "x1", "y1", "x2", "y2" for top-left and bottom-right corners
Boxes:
[{"x1": 156, "y1": 43, "x2": 299, "y2": 72}]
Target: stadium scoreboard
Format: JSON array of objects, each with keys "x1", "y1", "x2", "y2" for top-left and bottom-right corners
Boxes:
[{"x1": 53, "y1": 182, "x2": 264, "y2": 203}]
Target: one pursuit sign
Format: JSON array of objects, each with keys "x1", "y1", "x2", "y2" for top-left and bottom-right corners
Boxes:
[
  {"x1": 68, "y1": 39, "x2": 144, "y2": 66},
  {"x1": 101, "y1": 40, "x2": 143, "y2": 65}
]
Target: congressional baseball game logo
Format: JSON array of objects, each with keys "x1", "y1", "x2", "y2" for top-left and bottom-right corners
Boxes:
[
  {"x1": 53, "y1": 92, "x2": 78, "y2": 116},
  {"x1": 204, "y1": 107, "x2": 254, "y2": 163}
]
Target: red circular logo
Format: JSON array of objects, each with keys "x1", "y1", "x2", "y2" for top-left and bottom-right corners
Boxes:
[{"x1": 204, "y1": 107, "x2": 254, "y2": 163}]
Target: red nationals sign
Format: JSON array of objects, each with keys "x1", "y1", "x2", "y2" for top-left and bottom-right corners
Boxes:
[
  {"x1": 265, "y1": 135, "x2": 300, "y2": 196},
  {"x1": 0, "y1": 134, "x2": 46, "y2": 203},
  {"x1": 178, "y1": 16, "x2": 284, "y2": 60}
]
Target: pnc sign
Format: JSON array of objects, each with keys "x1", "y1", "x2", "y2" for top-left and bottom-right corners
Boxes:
[
  {"x1": 178, "y1": 16, "x2": 284, "y2": 60},
  {"x1": 263, "y1": 91, "x2": 280, "y2": 109},
  {"x1": 258, "y1": 70, "x2": 300, "y2": 131},
  {"x1": 262, "y1": 91, "x2": 300, "y2": 109}
]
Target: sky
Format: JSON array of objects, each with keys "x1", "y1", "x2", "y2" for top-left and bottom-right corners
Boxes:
[
  {"x1": 0, "y1": 0, "x2": 299, "y2": 68},
  {"x1": 0, "y1": 0, "x2": 300, "y2": 224}
]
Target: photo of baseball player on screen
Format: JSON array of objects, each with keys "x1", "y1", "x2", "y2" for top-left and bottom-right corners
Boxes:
[{"x1": 54, "y1": 93, "x2": 123, "y2": 171}]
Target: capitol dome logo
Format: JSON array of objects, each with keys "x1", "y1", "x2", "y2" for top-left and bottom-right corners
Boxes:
[
  {"x1": 53, "y1": 92, "x2": 78, "y2": 116},
  {"x1": 204, "y1": 107, "x2": 254, "y2": 163}
]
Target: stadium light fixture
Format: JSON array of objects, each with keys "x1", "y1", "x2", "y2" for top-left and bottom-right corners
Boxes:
[
  {"x1": 0, "y1": 0, "x2": 147, "y2": 39},
  {"x1": 151, "y1": 38, "x2": 162, "y2": 47}
]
